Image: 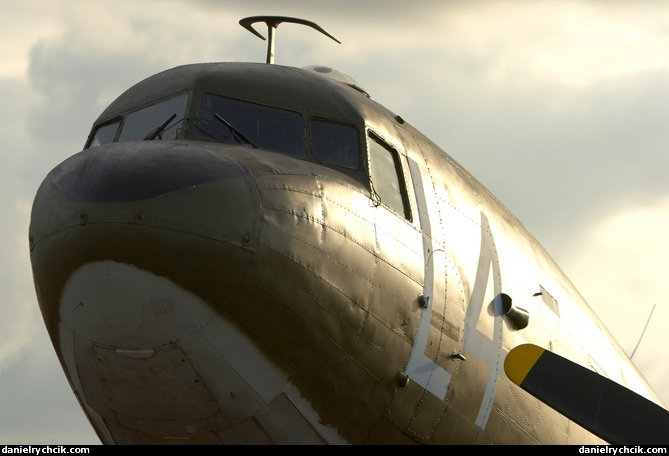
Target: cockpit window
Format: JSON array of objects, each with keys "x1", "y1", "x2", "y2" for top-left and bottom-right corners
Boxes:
[
  {"x1": 311, "y1": 120, "x2": 360, "y2": 169},
  {"x1": 117, "y1": 94, "x2": 188, "y2": 142},
  {"x1": 89, "y1": 120, "x2": 121, "y2": 148},
  {"x1": 86, "y1": 94, "x2": 188, "y2": 149},
  {"x1": 196, "y1": 94, "x2": 305, "y2": 158},
  {"x1": 368, "y1": 134, "x2": 411, "y2": 220}
]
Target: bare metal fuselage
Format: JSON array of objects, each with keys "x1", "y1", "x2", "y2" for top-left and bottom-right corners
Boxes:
[{"x1": 29, "y1": 62, "x2": 659, "y2": 444}]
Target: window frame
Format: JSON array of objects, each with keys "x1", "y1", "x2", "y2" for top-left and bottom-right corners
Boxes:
[
  {"x1": 310, "y1": 118, "x2": 361, "y2": 170},
  {"x1": 367, "y1": 132, "x2": 412, "y2": 221}
]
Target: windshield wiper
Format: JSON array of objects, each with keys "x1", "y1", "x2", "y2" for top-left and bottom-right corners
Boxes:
[
  {"x1": 215, "y1": 114, "x2": 257, "y2": 148},
  {"x1": 144, "y1": 113, "x2": 177, "y2": 140}
]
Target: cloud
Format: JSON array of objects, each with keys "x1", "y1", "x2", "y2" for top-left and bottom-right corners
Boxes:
[
  {"x1": 3, "y1": 0, "x2": 669, "y2": 443},
  {"x1": 560, "y1": 195, "x2": 669, "y2": 405},
  {"x1": 0, "y1": 2, "x2": 62, "y2": 79}
]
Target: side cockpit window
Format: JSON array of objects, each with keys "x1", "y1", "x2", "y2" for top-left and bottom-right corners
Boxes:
[
  {"x1": 196, "y1": 94, "x2": 306, "y2": 158},
  {"x1": 89, "y1": 120, "x2": 121, "y2": 148},
  {"x1": 368, "y1": 134, "x2": 411, "y2": 221},
  {"x1": 311, "y1": 120, "x2": 360, "y2": 170}
]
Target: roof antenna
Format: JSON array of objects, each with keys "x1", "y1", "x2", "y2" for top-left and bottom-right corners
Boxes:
[
  {"x1": 239, "y1": 16, "x2": 341, "y2": 64},
  {"x1": 630, "y1": 303, "x2": 656, "y2": 359}
]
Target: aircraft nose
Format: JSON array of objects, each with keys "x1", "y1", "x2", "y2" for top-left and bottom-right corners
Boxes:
[
  {"x1": 28, "y1": 141, "x2": 269, "y2": 442},
  {"x1": 29, "y1": 141, "x2": 261, "y2": 348}
]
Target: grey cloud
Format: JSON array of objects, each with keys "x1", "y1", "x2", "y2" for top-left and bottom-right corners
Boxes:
[{"x1": 0, "y1": 353, "x2": 100, "y2": 444}]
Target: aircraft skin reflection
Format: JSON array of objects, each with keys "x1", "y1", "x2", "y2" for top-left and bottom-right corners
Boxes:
[{"x1": 28, "y1": 16, "x2": 667, "y2": 444}]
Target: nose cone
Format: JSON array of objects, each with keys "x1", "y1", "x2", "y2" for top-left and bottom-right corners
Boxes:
[
  {"x1": 29, "y1": 140, "x2": 260, "y2": 356},
  {"x1": 29, "y1": 141, "x2": 265, "y2": 443}
]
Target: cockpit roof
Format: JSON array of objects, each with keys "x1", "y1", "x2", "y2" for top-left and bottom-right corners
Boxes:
[{"x1": 94, "y1": 62, "x2": 375, "y2": 128}]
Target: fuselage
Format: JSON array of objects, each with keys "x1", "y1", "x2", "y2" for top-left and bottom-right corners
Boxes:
[{"x1": 28, "y1": 61, "x2": 661, "y2": 444}]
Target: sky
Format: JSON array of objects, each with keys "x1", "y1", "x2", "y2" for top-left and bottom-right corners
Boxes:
[{"x1": 2, "y1": 0, "x2": 669, "y2": 444}]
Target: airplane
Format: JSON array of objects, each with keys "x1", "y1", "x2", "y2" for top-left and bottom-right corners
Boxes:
[{"x1": 27, "y1": 15, "x2": 669, "y2": 445}]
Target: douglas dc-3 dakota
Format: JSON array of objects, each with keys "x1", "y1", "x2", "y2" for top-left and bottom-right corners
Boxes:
[{"x1": 28, "y1": 16, "x2": 669, "y2": 444}]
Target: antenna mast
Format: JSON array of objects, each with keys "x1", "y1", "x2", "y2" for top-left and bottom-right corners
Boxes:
[
  {"x1": 630, "y1": 303, "x2": 656, "y2": 359},
  {"x1": 239, "y1": 16, "x2": 340, "y2": 64}
]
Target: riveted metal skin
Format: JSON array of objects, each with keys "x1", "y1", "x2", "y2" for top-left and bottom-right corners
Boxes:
[{"x1": 29, "y1": 50, "x2": 662, "y2": 445}]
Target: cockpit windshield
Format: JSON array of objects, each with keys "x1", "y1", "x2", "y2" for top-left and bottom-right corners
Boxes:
[
  {"x1": 88, "y1": 94, "x2": 188, "y2": 148},
  {"x1": 85, "y1": 92, "x2": 361, "y2": 176},
  {"x1": 311, "y1": 120, "x2": 359, "y2": 169},
  {"x1": 195, "y1": 94, "x2": 306, "y2": 158}
]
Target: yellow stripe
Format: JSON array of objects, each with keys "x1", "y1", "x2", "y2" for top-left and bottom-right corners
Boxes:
[{"x1": 504, "y1": 344, "x2": 545, "y2": 386}]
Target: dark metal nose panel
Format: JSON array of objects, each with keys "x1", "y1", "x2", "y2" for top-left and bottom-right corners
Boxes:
[{"x1": 49, "y1": 141, "x2": 247, "y2": 202}]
